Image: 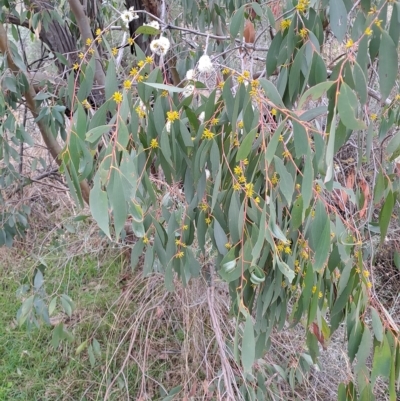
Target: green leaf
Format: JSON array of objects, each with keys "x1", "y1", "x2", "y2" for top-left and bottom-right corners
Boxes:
[
  {"x1": 331, "y1": 273, "x2": 355, "y2": 317},
  {"x1": 274, "y1": 156, "x2": 294, "y2": 206},
  {"x1": 131, "y1": 240, "x2": 145, "y2": 270},
  {"x1": 290, "y1": 196, "x2": 303, "y2": 231},
  {"x1": 313, "y1": 218, "x2": 331, "y2": 272},
  {"x1": 276, "y1": 257, "x2": 294, "y2": 282},
  {"x1": 373, "y1": 169, "x2": 386, "y2": 204},
  {"x1": 389, "y1": 3, "x2": 400, "y2": 46},
  {"x1": 259, "y1": 78, "x2": 285, "y2": 108},
  {"x1": 60, "y1": 295, "x2": 72, "y2": 317},
  {"x1": 85, "y1": 125, "x2": 111, "y2": 144},
  {"x1": 353, "y1": 61, "x2": 367, "y2": 105},
  {"x1": 75, "y1": 339, "x2": 89, "y2": 355},
  {"x1": 251, "y1": 205, "x2": 266, "y2": 264},
  {"x1": 265, "y1": 121, "x2": 285, "y2": 164},
  {"x1": 250, "y1": 1, "x2": 263, "y2": 18},
  {"x1": 289, "y1": 45, "x2": 305, "y2": 101},
  {"x1": 338, "y1": 82, "x2": 367, "y2": 130},
  {"x1": 135, "y1": 25, "x2": 160, "y2": 35},
  {"x1": 48, "y1": 297, "x2": 57, "y2": 316},
  {"x1": 214, "y1": 219, "x2": 228, "y2": 256},
  {"x1": 302, "y1": 149, "x2": 314, "y2": 214},
  {"x1": 160, "y1": 131, "x2": 173, "y2": 166},
  {"x1": 348, "y1": 322, "x2": 363, "y2": 363},
  {"x1": 228, "y1": 193, "x2": 241, "y2": 244},
  {"x1": 266, "y1": 32, "x2": 283, "y2": 77},
  {"x1": 371, "y1": 335, "x2": 392, "y2": 385},
  {"x1": 90, "y1": 174, "x2": 110, "y2": 239},
  {"x1": 325, "y1": 113, "x2": 336, "y2": 183},
  {"x1": 298, "y1": 81, "x2": 334, "y2": 108},
  {"x1": 236, "y1": 128, "x2": 257, "y2": 161},
  {"x1": 329, "y1": 0, "x2": 347, "y2": 42},
  {"x1": 370, "y1": 307, "x2": 383, "y2": 342},
  {"x1": 144, "y1": 82, "x2": 185, "y2": 93},
  {"x1": 230, "y1": 5, "x2": 245, "y2": 39},
  {"x1": 293, "y1": 121, "x2": 309, "y2": 158},
  {"x1": 378, "y1": 31, "x2": 398, "y2": 100},
  {"x1": 105, "y1": 59, "x2": 118, "y2": 101},
  {"x1": 242, "y1": 312, "x2": 255, "y2": 374},
  {"x1": 379, "y1": 190, "x2": 394, "y2": 242},
  {"x1": 356, "y1": 326, "x2": 372, "y2": 373},
  {"x1": 107, "y1": 171, "x2": 127, "y2": 241}
]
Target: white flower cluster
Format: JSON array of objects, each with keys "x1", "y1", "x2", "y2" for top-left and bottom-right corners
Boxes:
[
  {"x1": 182, "y1": 54, "x2": 213, "y2": 87},
  {"x1": 198, "y1": 111, "x2": 205, "y2": 123},
  {"x1": 121, "y1": 7, "x2": 139, "y2": 27},
  {"x1": 182, "y1": 84, "x2": 195, "y2": 98},
  {"x1": 186, "y1": 69, "x2": 195, "y2": 80},
  {"x1": 150, "y1": 36, "x2": 170, "y2": 56},
  {"x1": 143, "y1": 20, "x2": 160, "y2": 30},
  {"x1": 198, "y1": 54, "x2": 213, "y2": 73}
]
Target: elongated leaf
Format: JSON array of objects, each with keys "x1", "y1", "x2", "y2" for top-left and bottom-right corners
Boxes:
[
  {"x1": 378, "y1": 32, "x2": 398, "y2": 100},
  {"x1": 371, "y1": 307, "x2": 383, "y2": 342},
  {"x1": 214, "y1": 219, "x2": 228, "y2": 255},
  {"x1": 274, "y1": 156, "x2": 294, "y2": 206},
  {"x1": 230, "y1": 6, "x2": 245, "y2": 39},
  {"x1": 90, "y1": 174, "x2": 110, "y2": 238},
  {"x1": 313, "y1": 219, "x2": 331, "y2": 271},
  {"x1": 236, "y1": 128, "x2": 257, "y2": 161},
  {"x1": 379, "y1": 190, "x2": 394, "y2": 242},
  {"x1": 325, "y1": 113, "x2": 336, "y2": 183},
  {"x1": 107, "y1": 171, "x2": 127, "y2": 241},
  {"x1": 329, "y1": 0, "x2": 347, "y2": 42},
  {"x1": 371, "y1": 336, "x2": 392, "y2": 385},
  {"x1": 259, "y1": 78, "x2": 284, "y2": 108},
  {"x1": 242, "y1": 312, "x2": 255, "y2": 374},
  {"x1": 293, "y1": 121, "x2": 309, "y2": 158},
  {"x1": 276, "y1": 257, "x2": 294, "y2": 282},
  {"x1": 338, "y1": 83, "x2": 366, "y2": 130},
  {"x1": 356, "y1": 326, "x2": 372, "y2": 373},
  {"x1": 299, "y1": 81, "x2": 334, "y2": 108},
  {"x1": 86, "y1": 125, "x2": 111, "y2": 143},
  {"x1": 144, "y1": 82, "x2": 185, "y2": 93}
]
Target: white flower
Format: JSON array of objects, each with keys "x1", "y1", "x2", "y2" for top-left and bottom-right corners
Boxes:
[
  {"x1": 137, "y1": 100, "x2": 146, "y2": 114},
  {"x1": 198, "y1": 54, "x2": 213, "y2": 73},
  {"x1": 149, "y1": 36, "x2": 170, "y2": 56},
  {"x1": 395, "y1": 155, "x2": 400, "y2": 164},
  {"x1": 144, "y1": 20, "x2": 160, "y2": 30},
  {"x1": 121, "y1": 8, "x2": 139, "y2": 26},
  {"x1": 186, "y1": 69, "x2": 195, "y2": 80},
  {"x1": 182, "y1": 84, "x2": 194, "y2": 98},
  {"x1": 166, "y1": 120, "x2": 171, "y2": 133},
  {"x1": 198, "y1": 111, "x2": 205, "y2": 123},
  {"x1": 158, "y1": 36, "x2": 170, "y2": 52},
  {"x1": 205, "y1": 169, "x2": 210, "y2": 179}
]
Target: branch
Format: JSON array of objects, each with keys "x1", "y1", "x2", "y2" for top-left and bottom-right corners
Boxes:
[
  {"x1": 0, "y1": 22, "x2": 91, "y2": 204},
  {"x1": 134, "y1": 9, "x2": 269, "y2": 52},
  {"x1": 68, "y1": 0, "x2": 106, "y2": 88}
]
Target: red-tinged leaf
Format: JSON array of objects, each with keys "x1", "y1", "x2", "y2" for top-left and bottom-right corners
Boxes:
[{"x1": 359, "y1": 179, "x2": 370, "y2": 218}]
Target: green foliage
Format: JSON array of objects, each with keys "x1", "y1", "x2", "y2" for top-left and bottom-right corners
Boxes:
[{"x1": 1, "y1": 0, "x2": 400, "y2": 399}]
